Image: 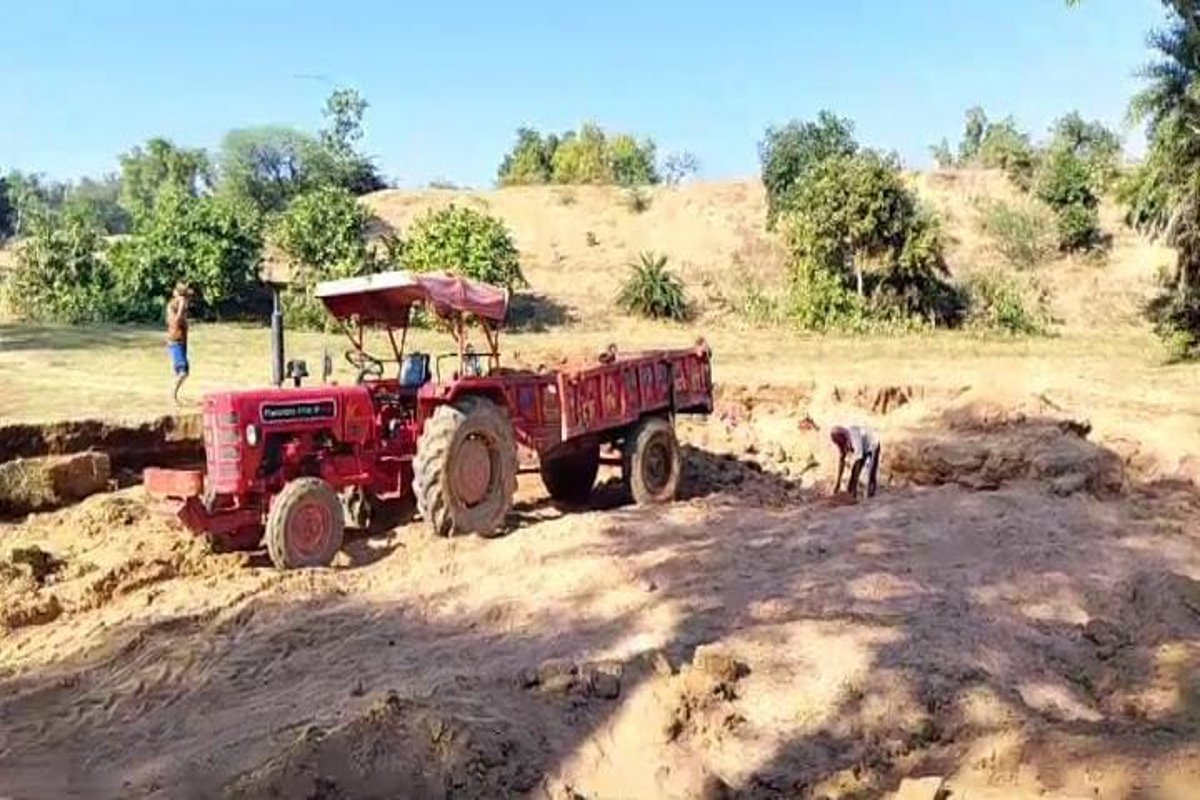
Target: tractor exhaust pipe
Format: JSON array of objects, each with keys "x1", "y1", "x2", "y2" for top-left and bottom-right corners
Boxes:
[{"x1": 270, "y1": 284, "x2": 285, "y2": 388}]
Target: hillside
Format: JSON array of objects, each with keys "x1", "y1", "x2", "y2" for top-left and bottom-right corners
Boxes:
[{"x1": 361, "y1": 170, "x2": 1174, "y2": 332}]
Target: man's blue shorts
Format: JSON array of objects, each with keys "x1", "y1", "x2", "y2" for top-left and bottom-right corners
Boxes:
[{"x1": 168, "y1": 341, "x2": 189, "y2": 376}]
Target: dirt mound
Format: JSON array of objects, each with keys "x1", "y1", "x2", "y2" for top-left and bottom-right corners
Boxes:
[
  {"x1": 0, "y1": 491, "x2": 237, "y2": 633},
  {"x1": 227, "y1": 691, "x2": 545, "y2": 800},
  {"x1": 0, "y1": 451, "x2": 112, "y2": 516},
  {"x1": 887, "y1": 413, "x2": 1124, "y2": 496}
]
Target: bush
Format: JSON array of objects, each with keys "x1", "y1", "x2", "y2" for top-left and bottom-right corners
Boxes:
[
  {"x1": 402, "y1": 204, "x2": 525, "y2": 290},
  {"x1": 7, "y1": 216, "x2": 114, "y2": 324},
  {"x1": 1035, "y1": 147, "x2": 1102, "y2": 252},
  {"x1": 273, "y1": 186, "x2": 375, "y2": 277},
  {"x1": 107, "y1": 190, "x2": 263, "y2": 321},
  {"x1": 783, "y1": 259, "x2": 867, "y2": 331},
  {"x1": 975, "y1": 198, "x2": 1057, "y2": 268},
  {"x1": 624, "y1": 187, "x2": 651, "y2": 214},
  {"x1": 617, "y1": 252, "x2": 688, "y2": 320},
  {"x1": 963, "y1": 269, "x2": 1052, "y2": 335},
  {"x1": 1147, "y1": 288, "x2": 1200, "y2": 361},
  {"x1": 661, "y1": 151, "x2": 699, "y2": 185}
]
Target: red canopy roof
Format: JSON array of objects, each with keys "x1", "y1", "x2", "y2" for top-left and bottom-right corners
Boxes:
[{"x1": 314, "y1": 271, "x2": 509, "y2": 326}]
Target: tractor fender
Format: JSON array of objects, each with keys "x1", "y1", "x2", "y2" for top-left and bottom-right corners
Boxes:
[{"x1": 440, "y1": 381, "x2": 513, "y2": 413}]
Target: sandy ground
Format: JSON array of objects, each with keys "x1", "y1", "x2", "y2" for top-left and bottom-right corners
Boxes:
[{"x1": 2, "y1": 383, "x2": 1200, "y2": 799}]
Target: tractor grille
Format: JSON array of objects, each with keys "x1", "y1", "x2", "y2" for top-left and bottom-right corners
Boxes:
[{"x1": 203, "y1": 409, "x2": 242, "y2": 489}]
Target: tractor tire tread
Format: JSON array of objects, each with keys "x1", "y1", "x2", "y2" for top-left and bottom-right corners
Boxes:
[
  {"x1": 265, "y1": 477, "x2": 344, "y2": 569},
  {"x1": 413, "y1": 396, "x2": 517, "y2": 538}
]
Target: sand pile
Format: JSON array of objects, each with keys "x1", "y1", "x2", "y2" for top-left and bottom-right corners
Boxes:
[
  {"x1": 227, "y1": 690, "x2": 546, "y2": 799},
  {"x1": 885, "y1": 397, "x2": 1125, "y2": 496},
  {"x1": 0, "y1": 491, "x2": 237, "y2": 633},
  {"x1": 0, "y1": 451, "x2": 112, "y2": 516}
]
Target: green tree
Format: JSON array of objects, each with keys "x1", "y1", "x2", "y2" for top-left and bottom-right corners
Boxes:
[
  {"x1": 218, "y1": 126, "x2": 333, "y2": 212},
  {"x1": 608, "y1": 133, "x2": 659, "y2": 186},
  {"x1": 552, "y1": 123, "x2": 611, "y2": 184},
  {"x1": 65, "y1": 175, "x2": 132, "y2": 235},
  {"x1": 958, "y1": 106, "x2": 989, "y2": 163},
  {"x1": 4, "y1": 171, "x2": 69, "y2": 236},
  {"x1": 758, "y1": 111, "x2": 858, "y2": 228},
  {"x1": 318, "y1": 88, "x2": 387, "y2": 195},
  {"x1": 108, "y1": 190, "x2": 263, "y2": 321},
  {"x1": 1049, "y1": 111, "x2": 1122, "y2": 190},
  {"x1": 118, "y1": 138, "x2": 212, "y2": 221},
  {"x1": 273, "y1": 186, "x2": 375, "y2": 277},
  {"x1": 402, "y1": 204, "x2": 525, "y2": 290},
  {"x1": 1034, "y1": 146, "x2": 1101, "y2": 251},
  {"x1": 7, "y1": 214, "x2": 113, "y2": 323},
  {"x1": 497, "y1": 128, "x2": 557, "y2": 186},
  {"x1": 1113, "y1": 0, "x2": 1200, "y2": 354},
  {"x1": 783, "y1": 149, "x2": 959, "y2": 325},
  {"x1": 945, "y1": 107, "x2": 1039, "y2": 189}
]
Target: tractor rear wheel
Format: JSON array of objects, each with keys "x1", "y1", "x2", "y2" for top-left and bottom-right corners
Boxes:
[
  {"x1": 265, "y1": 478, "x2": 345, "y2": 569},
  {"x1": 623, "y1": 416, "x2": 682, "y2": 505},
  {"x1": 540, "y1": 440, "x2": 601, "y2": 508},
  {"x1": 413, "y1": 396, "x2": 517, "y2": 538}
]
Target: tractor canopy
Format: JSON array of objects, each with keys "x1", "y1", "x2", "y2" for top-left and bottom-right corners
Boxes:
[{"x1": 314, "y1": 270, "x2": 510, "y2": 327}]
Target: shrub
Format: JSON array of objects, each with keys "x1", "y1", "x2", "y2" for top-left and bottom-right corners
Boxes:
[
  {"x1": 1035, "y1": 147, "x2": 1102, "y2": 252},
  {"x1": 402, "y1": 204, "x2": 525, "y2": 289},
  {"x1": 7, "y1": 216, "x2": 114, "y2": 324},
  {"x1": 661, "y1": 151, "x2": 699, "y2": 185},
  {"x1": 975, "y1": 198, "x2": 1057, "y2": 268},
  {"x1": 617, "y1": 252, "x2": 688, "y2": 320},
  {"x1": 963, "y1": 269, "x2": 1052, "y2": 335},
  {"x1": 585, "y1": 231, "x2": 599, "y2": 247},
  {"x1": 783, "y1": 259, "x2": 867, "y2": 331},
  {"x1": 107, "y1": 190, "x2": 264, "y2": 321},
  {"x1": 273, "y1": 186, "x2": 375, "y2": 277},
  {"x1": 624, "y1": 187, "x2": 651, "y2": 214},
  {"x1": 1147, "y1": 288, "x2": 1200, "y2": 361}
]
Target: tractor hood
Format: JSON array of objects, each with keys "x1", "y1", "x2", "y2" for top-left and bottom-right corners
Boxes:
[{"x1": 202, "y1": 384, "x2": 377, "y2": 444}]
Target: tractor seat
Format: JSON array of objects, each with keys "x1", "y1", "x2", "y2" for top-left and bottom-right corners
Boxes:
[{"x1": 400, "y1": 352, "x2": 431, "y2": 388}]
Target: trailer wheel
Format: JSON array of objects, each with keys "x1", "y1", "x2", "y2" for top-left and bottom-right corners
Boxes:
[
  {"x1": 540, "y1": 441, "x2": 601, "y2": 508},
  {"x1": 414, "y1": 396, "x2": 517, "y2": 538},
  {"x1": 265, "y1": 478, "x2": 344, "y2": 569},
  {"x1": 623, "y1": 416, "x2": 682, "y2": 505}
]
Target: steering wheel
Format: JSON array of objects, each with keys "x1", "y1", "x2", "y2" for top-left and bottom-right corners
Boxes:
[{"x1": 345, "y1": 349, "x2": 385, "y2": 383}]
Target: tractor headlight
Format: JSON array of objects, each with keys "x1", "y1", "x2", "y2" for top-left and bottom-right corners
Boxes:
[{"x1": 245, "y1": 424, "x2": 260, "y2": 447}]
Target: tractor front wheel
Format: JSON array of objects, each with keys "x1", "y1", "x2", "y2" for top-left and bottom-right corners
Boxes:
[
  {"x1": 623, "y1": 416, "x2": 682, "y2": 505},
  {"x1": 413, "y1": 396, "x2": 517, "y2": 538},
  {"x1": 266, "y1": 478, "x2": 345, "y2": 569},
  {"x1": 540, "y1": 440, "x2": 601, "y2": 509}
]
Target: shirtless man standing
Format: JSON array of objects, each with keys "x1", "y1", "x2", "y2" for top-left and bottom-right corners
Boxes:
[{"x1": 166, "y1": 283, "x2": 192, "y2": 406}]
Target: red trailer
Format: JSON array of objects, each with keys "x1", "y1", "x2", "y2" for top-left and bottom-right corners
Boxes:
[{"x1": 145, "y1": 270, "x2": 713, "y2": 569}]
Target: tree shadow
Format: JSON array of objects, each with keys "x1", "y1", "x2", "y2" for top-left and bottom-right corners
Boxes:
[
  {"x1": 507, "y1": 292, "x2": 577, "y2": 332},
  {"x1": 0, "y1": 323, "x2": 158, "y2": 353}
]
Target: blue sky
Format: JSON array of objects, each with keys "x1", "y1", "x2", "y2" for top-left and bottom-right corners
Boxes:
[{"x1": 1, "y1": 0, "x2": 1166, "y2": 187}]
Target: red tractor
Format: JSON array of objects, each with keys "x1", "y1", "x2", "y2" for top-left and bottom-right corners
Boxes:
[{"x1": 145, "y1": 270, "x2": 714, "y2": 569}]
